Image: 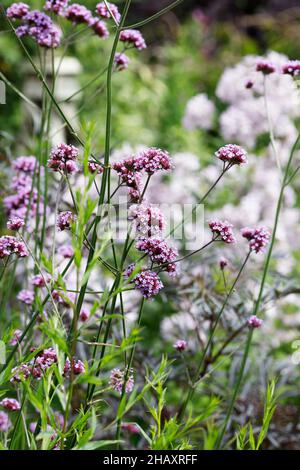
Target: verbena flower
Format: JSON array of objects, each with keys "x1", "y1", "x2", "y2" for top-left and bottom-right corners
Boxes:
[
  {"x1": 0, "y1": 411, "x2": 11, "y2": 432},
  {"x1": 209, "y1": 220, "x2": 236, "y2": 243},
  {"x1": 57, "y1": 211, "x2": 77, "y2": 231},
  {"x1": 7, "y1": 217, "x2": 25, "y2": 231},
  {"x1": 44, "y1": 0, "x2": 69, "y2": 15},
  {"x1": 114, "y1": 52, "x2": 129, "y2": 71},
  {"x1": 90, "y1": 18, "x2": 109, "y2": 38},
  {"x1": 58, "y1": 245, "x2": 74, "y2": 258},
  {"x1": 241, "y1": 226, "x2": 270, "y2": 253},
  {"x1": 256, "y1": 59, "x2": 276, "y2": 74},
  {"x1": 136, "y1": 237, "x2": 177, "y2": 265},
  {"x1": 96, "y1": 2, "x2": 121, "y2": 22},
  {"x1": 131, "y1": 269, "x2": 164, "y2": 299},
  {"x1": 173, "y1": 339, "x2": 187, "y2": 351},
  {"x1": 109, "y1": 368, "x2": 134, "y2": 393},
  {"x1": 282, "y1": 60, "x2": 300, "y2": 77},
  {"x1": 16, "y1": 10, "x2": 62, "y2": 49},
  {"x1": 129, "y1": 204, "x2": 165, "y2": 237},
  {"x1": 0, "y1": 236, "x2": 28, "y2": 258},
  {"x1": 12, "y1": 156, "x2": 36, "y2": 173},
  {"x1": 48, "y1": 143, "x2": 79, "y2": 174},
  {"x1": 31, "y1": 273, "x2": 51, "y2": 288},
  {"x1": 120, "y1": 29, "x2": 146, "y2": 50},
  {"x1": 215, "y1": 144, "x2": 247, "y2": 165},
  {"x1": 63, "y1": 358, "x2": 85, "y2": 376},
  {"x1": 219, "y1": 257, "x2": 228, "y2": 270},
  {"x1": 88, "y1": 161, "x2": 103, "y2": 174},
  {"x1": 0, "y1": 398, "x2": 21, "y2": 411},
  {"x1": 10, "y1": 329, "x2": 22, "y2": 346},
  {"x1": 79, "y1": 308, "x2": 89, "y2": 322},
  {"x1": 133, "y1": 148, "x2": 173, "y2": 174},
  {"x1": 65, "y1": 4, "x2": 92, "y2": 24},
  {"x1": 6, "y1": 2, "x2": 29, "y2": 19},
  {"x1": 248, "y1": 315, "x2": 263, "y2": 328},
  {"x1": 121, "y1": 423, "x2": 139, "y2": 433},
  {"x1": 17, "y1": 289, "x2": 34, "y2": 305}
]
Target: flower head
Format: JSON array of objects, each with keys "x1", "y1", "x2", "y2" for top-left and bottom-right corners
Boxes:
[
  {"x1": 88, "y1": 161, "x2": 103, "y2": 174},
  {"x1": 7, "y1": 217, "x2": 25, "y2": 231},
  {"x1": 48, "y1": 143, "x2": 79, "y2": 174},
  {"x1": 80, "y1": 308, "x2": 89, "y2": 322},
  {"x1": 96, "y1": 2, "x2": 121, "y2": 22},
  {"x1": 57, "y1": 211, "x2": 76, "y2": 231},
  {"x1": 90, "y1": 18, "x2": 109, "y2": 38},
  {"x1": 44, "y1": 0, "x2": 69, "y2": 15},
  {"x1": 136, "y1": 237, "x2": 177, "y2": 265},
  {"x1": 248, "y1": 315, "x2": 263, "y2": 328},
  {"x1": 65, "y1": 3, "x2": 92, "y2": 24},
  {"x1": 12, "y1": 156, "x2": 36, "y2": 173},
  {"x1": 132, "y1": 269, "x2": 164, "y2": 299},
  {"x1": 0, "y1": 411, "x2": 11, "y2": 432},
  {"x1": 134, "y1": 148, "x2": 173, "y2": 174},
  {"x1": 31, "y1": 273, "x2": 51, "y2": 288},
  {"x1": 120, "y1": 29, "x2": 146, "y2": 50},
  {"x1": 241, "y1": 226, "x2": 270, "y2": 253},
  {"x1": 282, "y1": 60, "x2": 300, "y2": 77},
  {"x1": 173, "y1": 339, "x2": 187, "y2": 352},
  {"x1": 209, "y1": 220, "x2": 236, "y2": 244},
  {"x1": 6, "y1": 2, "x2": 29, "y2": 19},
  {"x1": 114, "y1": 52, "x2": 129, "y2": 71},
  {"x1": 17, "y1": 289, "x2": 34, "y2": 305},
  {"x1": 0, "y1": 236, "x2": 28, "y2": 258},
  {"x1": 219, "y1": 256, "x2": 228, "y2": 270},
  {"x1": 256, "y1": 59, "x2": 276, "y2": 74},
  {"x1": 109, "y1": 368, "x2": 134, "y2": 393},
  {"x1": 129, "y1": 204, "x2": 165, "y2": 237},
  {"x1": 215, "y1": 144, "x2": 247, "y2": 165},
  {"x1": 0, "y1": 398, "x2": 21, "y2": 411}
]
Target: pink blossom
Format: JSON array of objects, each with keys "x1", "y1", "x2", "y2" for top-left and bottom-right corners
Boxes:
[
  {"x1": 48, "y1": 143, "x2": 79, "y2": 174},
  {"x1": 215, "y1": 144, "x2": 247, "y2": 165},
  {"x1": 129, "y1": 204, "x2": 165, "y2": 237},
  {"x1": 282, "y1": 60, "x2": 300, "y2": 77},
  {"x1": 96, "y1": 2, "x2": 121, "y2": 22},
  {"x1": 120, "y1": 29, "x2": 146, "y2": 50},
  {"x1": 219, "y1": 257, "x2": 228, "y2": 270},
  {"x1": 0, "y1": 236, "x2": 28, "y2": 258},
  {"x1": 0, "y1": 398, "x2": 21, "y2": 411},
  {"x1": 17, "y1": 289, "x2": 34, "y2": 305},
  {"x1": 0, "y1": 412, "x2": 11, "y2": 432},
  {"x1": 90, "y1": 18, "x2": 109, "y2": 38},
  {"x1": 31, "y1": 273, "x2": 51, "y2": 288},
  {"x1": 6, "y1": 3, "x2": 29, "y2": 20},
  {"x1": 133, "y1": 148, "x2": 173, "y2": 174},
  {"x1": 7, "y1": 217, "x2": 24, "y2": 231},
  {"x1": 114, "y1": 53, "x2": 129, "y2": 71},
  {"x1": 88, "y1": 161, "x2": 103, "y2": 174},
  {"x1": 80, "y1": 308, "x2": 89, "y2": 322},
  {"x1": 209, "y1": 220, "x2": 236, "y2": 244},
  {"x1": 57, "y1": 211, "x2": 76, "y2": 231},
  {"x1": 65, "y1": 3, "x2": 92, "y2": 24},
  {"x1": 132, "y1": 269, "x2": 164, "y2": 299},
  {"x1": 109, "y1": 368, "x2": 134, "y2": 393},
  {"x1": 241, "y1": 227, "x2": 270, "y2": 253},
  {"x1": 136, "y1": 237, "x2": 177, "y2": 265},
  {"x1": 12, "y1": 156, "x2": 36, "y2": 173},
  {"x1": 248, "y1": 315, "x2": 263, "y2": 328},
  {"x1": 256, "y1": 59, "x2": 276, "y2": 74},
  {"x1": 173, "y1": 339, "x2": 187, "y2": 352}
]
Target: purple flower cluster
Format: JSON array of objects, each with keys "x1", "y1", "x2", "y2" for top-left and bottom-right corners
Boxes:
[
  {"x1": 52, "y1": 289, "x2": 75, "y2": 307},
  {"x1": 136, "y1": 237, "x2": 177, "y2": 266},
  {"x1": 109, "y1": 368, "x2": 134, "y2": 393},
  {"x1": 57, "y1": 211, "x2": 77, "y2": 231},
  {"x1": 44, "y1": 0, "x2": 69, "y2": 15},
  {"x1": 248, "y1": 315, "x2": 263, "y2": 328},
  {"x1": 173, "y1": 339, "x2": 187, "y2": 352},
  {"x1": 282, "y1": 60, "x2": 300, "y2": 77},
  {"x1": 256, "y1": 59, "x2": 276, "y2": 75},
  {"x1": 209, "y1": 220, "x2": 236, "y2": 244},
  {"x1": 48, "y1": 143, "x2": 79, "y2": 174},
  {"x1": 90, "y1": 18, "x2": 109, "y2": 38},
  {"x1": 241, "y1": 227, "x2": 270, "y2": 253},
  {"x1": 17, "y1": 289, "x2": 34, "y2": 305},
  {"x1": 0, "y1": 411, "x2": 11, "y2": 432},
  {"x1": 125, "y1": 265, "x2": 164, "y2": 299},
  {"x1": 64, "y1": 3, "x2": 92, "y2": 24},
  {"x1": 13, "y1": 9, "x2": 62, "y2": 48},
  {"x1": 215, "y1": 144, "x2": 247, "y2": 165},
  {"x1": 0, "y1": 235, "x2": 28, "y2": 259},
  {"x1": 6, "y1": 2, "x2": 29, "y2": 19},
  {"x1": 120, "y1": 29, "x2": 147, "y2": 50},
  {"x1": 219, "y1": 256, "x2": 228, "y2": 270},
  {"x1": 12, "y1": 155, "x2": 36, "y2": 173},
  {"x1": 88, "y1": 161, "x2": 103, "y2": 174},
  {"x1": 96, "y1": 2, "x2": 121, "y2": 23},
  {"x1": 129, "y1": 204, "x2": 166, "y2": 237},
  {"x1": 7, "y1": 216, "x2": 25, "y2": 231},
  {"x1": 63, "y1": 357, "x2": 85, "y2": 377},
  {"x1": 11, "y1": 348, "x2": 57, "y2": 382},
  {"x1": 114, "y1": 52, "x2": 130, "y2": 71},
  {"x1": 10, "y1": 329, "x2": 22, "y2": 346},
  {"x1": 31, "y1": 273, "x2": 51, "y2": 288},
  {"x1": 0, "y1": 398, "x2": 21, "y2": 411}
]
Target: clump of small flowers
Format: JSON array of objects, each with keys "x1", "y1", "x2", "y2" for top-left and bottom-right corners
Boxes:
[
  {"x1": 7, "y1": 217, "x2": 25, "y2": 231},
  {"x1": 136, "y1": 237, "x2": 177, "y2": 266},
  {"x1": 31, "y1": 273, "x2": 51, "y2": 288},
  {"x1": 58, "y1": 245, "x2": 74, "y2": 258},
  {"x1": 17, "y1": 289, "x2": 34, "y2": 305},
  {"x1": 52, "y1": 289, "x2": 74, "y2": 308},
  {"x1": 96, "y1": 2, "x2": 121, "y2": 22},
  {"x1": 63, "y1": 357, "x2": 85, "y2": 377},
  {"x1": 13, "y1": 9, "x2": 62, "y2": 48},
  {"x1": 11, "y1": 348, "x2": 57, "y2": 383},
  {"x1": 0, "y1": 398, "x2": 21, "y2": 411},
  {"x1": 121, "y1": 423, "x2": 139, "y2": 434},
  {"x1": 57, "y1": 211, "x2": 77, "y2": 231},
  {"x1": 12, "y1": 156, "x2": 36, "y2": 173},
  {"x1": 64, "y1": 3, "x2": 92, "y2": 24},
  {"x1": 174, "y1": 340, "x2": 187, "y2": 352},
  {"x1": 256, "y1": 59, "x2": 276, "y2": 74},
  {"x1": 6, "y1": 2, "x2": 29, "y2": 20},
  {"x1": 79, "y1": 308, "x2": 89, "y2": 322},
  {"x1": 282, "y1": 60, "x2": 300, "y2": 77},
  {"x1": 241, "y1": 227, "x2": 270, "y2": 253},
  {"x1": 109, "y1": 368, "x2": 134, "y2": 393},
  {"x1": 120, "y1": 29, "x2": 146, "y2": 50},
  {"x1": 0, "y1": 411, "x2": 11, "y2": 432},
  {"x1": 48, "y1": 143, "x2": 79, "y2": 174},
  {"x1": 90, "y1": 18, "x2": 109, "y2": 38},
  {"x1": 209, "y1": 220, "x2": 236, "y2": 244},
  {"x1": 248, "y1": 315, "x2": 263, "y2": 328},
  {"x1": 10, "y1": 329, "x2": 22, "y2": 346},
  {"x1": 129, "y1": 204, "x2": 165, "y2": 237},
  {"x1": 0, "y1": 236, "x2": 28, "y2": 258},
  {"x1": 88, "y1": 161, "x2": 103, "y2": 174},
  {"x1": 215, "y1": 144, "x2": 247, "y2": 165},
  {"x1": 219, "y1": 257, "x2": 228, "y2": 270},
  {"x1": 125, "y1": 265, "x2": 164, "y2": 299},
  {"x1": 114, "y1": 52, "x2": 129, "y2": 71},
  {"x1": 133, "y1": 148, "x2": 173, "y2": 174},
  {"x1": 44, "y1": 0, "x2": 69, "y2": 15}
]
